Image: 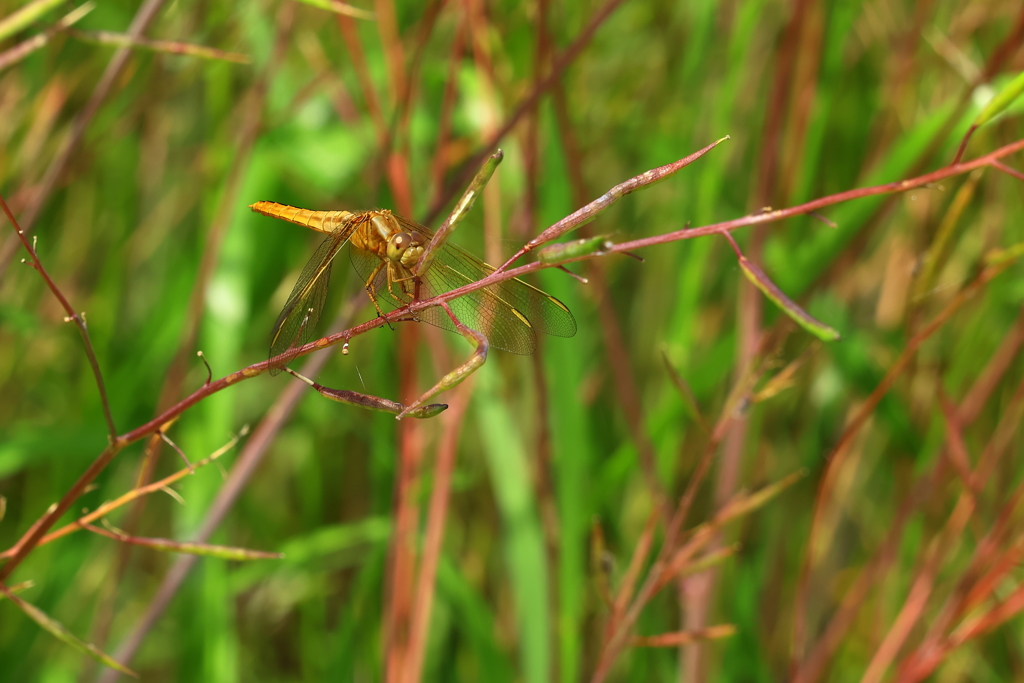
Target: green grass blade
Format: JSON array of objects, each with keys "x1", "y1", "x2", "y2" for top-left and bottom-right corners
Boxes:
[
  {"x1": 0, "y1": 2, "x2": 93, "y2": 72},
  {"x1": 975, "y1": 71, "x2": 1024, "y2": 127},
  {"x1": 290, "y1": 0, "x2": 375, "y2": 20},
  {"x1": 739, "y1": 256, "x2": 841, "y2": 341},
  {"x1": 0, "y1": 0, "x2": 64, "y2": 42},
  {"x1": 0, "y1": 586, "x2": 136, "y2": 676},
  {"x1": 66, "y1": 30, "x2": 251, "y2": 64}
]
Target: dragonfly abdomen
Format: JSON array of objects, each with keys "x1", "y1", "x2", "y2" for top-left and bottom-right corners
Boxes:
[{"x1": 249, "y1": 201, "x2": 353, "y2": 235}]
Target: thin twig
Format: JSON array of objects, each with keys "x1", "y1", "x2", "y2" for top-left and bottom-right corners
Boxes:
[
  {"x1": 96, "y1": 324, "x2": 346, "y2": 683},
  {"x1": 0, "y1": 0, "x2": 171, "y2": 278},
  {"x1": 0, "y1": 430, "x2": 242, "y2": 557},
  {"x1": 990, "y1": 159, "x2": 1024, "y2": 183},
  {"x1": 404, "y1": 378, "x2": 475, "y2": 683},
  {"x1": 429, "y1": 15, "x2": 468, "y2": 202},
  {"x1": 65, "y1": 29, "x2": 251, "y2": 63},
  {"x1": 425, "y1": 0, "x2": 629, "y2": 224},
  {"x1": 958, "y1": 305, "x2": 1024, "y2": 424},
  {"x1": 0, "y1": 193, "x2": 117, "y2": 440},
  {"x1": 0, "y1": 2, "x2": 95, "y2": 72},
  {"x1": 793, "y1": 258, "x2": 1015, "y2": 674},
  {"x1": 6, "y1": 137, "x2": 1022, "y2": 590}
]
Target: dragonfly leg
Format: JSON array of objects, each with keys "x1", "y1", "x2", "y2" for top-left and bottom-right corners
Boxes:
[
  {"x1": 385, "y1": 261, "x2": 404, "y2": 300},
  {"x1": 364, "y1": 260, "x2": 395, "y2": 330},
  {"x1": 396, "y1": 301, "x2": 488, "y2": 420},
  {"x1": 386, "y1": 262, "x2": 423, "y2": 321}
]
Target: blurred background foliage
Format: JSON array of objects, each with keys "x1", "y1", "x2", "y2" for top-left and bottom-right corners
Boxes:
[{"x1": 1, "y1": 0, "x2": 1023, "y2": 681}]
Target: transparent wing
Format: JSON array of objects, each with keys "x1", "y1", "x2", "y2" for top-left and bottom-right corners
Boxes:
[
  {"x1": 270, "y1": 219, "x2": 363, "y2": 373},
  {"x1": 349, "y1": 216, "x2": 576, "y2": 355}
]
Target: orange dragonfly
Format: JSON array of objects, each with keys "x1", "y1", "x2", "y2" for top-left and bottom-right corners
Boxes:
[{"x1": 249, "y1": 202, "x2": 577, "y2": 377}]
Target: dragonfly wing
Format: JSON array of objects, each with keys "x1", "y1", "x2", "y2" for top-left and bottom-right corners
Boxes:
[
  {"x1": 269, "y1": 225, "x2": 353, "y2": 373},
  {"x1": 429, "y1": 243, "x2": 577, "y2": 340},
  {"x1": 420, "y1": 259, "x2": 541, "y2": 354},
  {"x1": 350, "y1": 218, "x2": 576, "y2": 355}
]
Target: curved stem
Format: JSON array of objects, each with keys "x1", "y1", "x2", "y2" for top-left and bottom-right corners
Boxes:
[{"x1": 0, "y1": 194, "x2": 117, "y2": 440}]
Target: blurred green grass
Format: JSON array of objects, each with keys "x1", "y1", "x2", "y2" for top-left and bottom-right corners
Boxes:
[{"x1": 1, "y1": 1, "x2": 1023, "y2": 681}]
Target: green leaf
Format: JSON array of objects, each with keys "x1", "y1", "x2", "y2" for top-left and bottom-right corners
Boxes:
[
  {"x1": 0, "y1": 0, "x2": 64, "y2": 42},
  {"x1": 289, "y1": 0, "x2": 374, "y2": 20},
  {"x1": 538, "y1": 235, "x2": 614, "y2": 264},
  {"x1": 975, "y1": 71, "x2": 1024, "y2": 127},
  {"x1": 0, "y1": 586, "x2": 137, "y2": 676},
  {"x1": 739, "y1": 256, "x2": 841, "y2": 341}
]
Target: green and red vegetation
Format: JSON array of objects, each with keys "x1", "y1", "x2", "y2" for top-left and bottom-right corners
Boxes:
[{"x1": 1, "y1": 1, "x2": 1023, "y2": 681}]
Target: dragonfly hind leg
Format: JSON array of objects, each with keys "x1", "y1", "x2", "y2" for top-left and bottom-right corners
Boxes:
[{"x1": 396, "y1": 301, "x2": 488, "y2": 420}]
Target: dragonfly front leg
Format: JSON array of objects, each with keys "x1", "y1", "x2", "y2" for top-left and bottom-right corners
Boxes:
[
  {"x1": 364, "y1": 260, "x2": 396, "y2": 330},
  {"x1": 396, "y1": 301, "x2": 489, "y2": 420},
  {"x1": 385, "y1": 261, "x2": 412, "y2": 301},
  {"x1": 385, "y1": 261, "x2": 426, "y2": 322}
]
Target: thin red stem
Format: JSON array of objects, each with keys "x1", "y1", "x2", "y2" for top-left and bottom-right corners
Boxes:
[
  {"x1": 991, "y1": 159, "x2": 1024, "y2": 183},
  {"x1": 424, "y1": 0, "x2": 629, "y2": 224},
  {"x1": 0, "y1": 194, "x2": 117, "y2": 439},
  {"x1": 4, "y1": 137, "x2": 1022, "y2": 588},
  {"x1": 0, "y1": 0, "x2": 170, "y2": 279}
]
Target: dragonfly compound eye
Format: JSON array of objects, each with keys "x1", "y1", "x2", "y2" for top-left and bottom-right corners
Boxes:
[{"x1": 387, "y1": 232, "x2": 426, "y2": 267}]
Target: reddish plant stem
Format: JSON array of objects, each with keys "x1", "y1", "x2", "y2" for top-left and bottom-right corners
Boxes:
[
  {"x1": 990, "y1": 159, "x2": 1024, "y2": 183},
  {"x1": 593, "y1": 368, "x2": 755, "y2": 682},
  {"x1": 794, "y1": 305, "x2": 1024, "y2": 682},
  {"x1": 0, "y1": 195, "x2": 116, "y2": 439},
  {"x1": 794, "y1": 299, "x2": 1024, "y2": 682},
  {"x1": 385, "y1": 319, "x2": 423, "y2": 683},
  {"x1": 977, "y1": 3, "x2": 1024, "y2": 83},
  {"x1": 860, "y1": 468, "x2": 977, "y2": 683},
  {"x1": 685, "y1": 0, "x2": 816, "y2": 669},
  {"x1": 14, "y1": 141, "x2": 1021, "y2": 443},
  {"x1": 958, "y1": 304, "x2": 1024, "y2": 424},
  {"x1": 403, "y1": 378, "x2": 475, "y2": 683},
  {"x1": 598, "y1": 138, "x2": 1024, "y2": 259},
  {"x1": 545, "y1": 62, "x2": 668, "y2": 513},
  {"x1": 429, "y1": 16, "x2": 467, "y2": 205},
  {"x1": 938, "y1": 393, "x2": 979, "y2": 496},
  {"x1": 0, "y1": 441, "x2": 122, "y2": 584},
  {"x1": 95, "y1": 329, "x2": 344, "y2": 683},
  {"x1": 424, "y1": 0, "x2": 628, "y2": 225},
  {"x1": 894, "y1": 375, "x2": 1024, "y2": 681},
  {"x1": 790, "y1": 470, "x2": 929, "y2": 683},
  {"x1": 370, "y1": 7, "x2": 418, "y2": 674},
  {"x1": 951, "y1": 125, "x2": 977, "y2": 166},
  {"x1": 0, "y1": 0, "x2": 170, "y2": 280},
  {"x1": 4, "y1": 138, "x2": 1021, "y2": 585},
  {"x1": 792, "y1": 258, "x2": 1012, "y2": 676},
  {"x1": 939, "y1": 3, "x2": 1023, "y2": 169},
  {"x1": 610, "y1": 507, "x2": 660, "y2": 633}
]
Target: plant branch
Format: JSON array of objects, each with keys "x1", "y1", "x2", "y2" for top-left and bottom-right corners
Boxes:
[
  {"x1": 425, "y1": 0, "x2": 629, "y2": 225},
  {"x1": 4, "y1": 137, "x2": 1020, "y2": 589},
  {"x1": 0, "y1": 0, "x2": 171, "y2": 279},
  {"x1": 0, "y1": 193, "x2": 117, "y2": 440}
]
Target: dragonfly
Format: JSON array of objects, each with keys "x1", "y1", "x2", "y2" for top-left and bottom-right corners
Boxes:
[{"x1": 249, "y1": 199, "x2": 577, "y2": 413}]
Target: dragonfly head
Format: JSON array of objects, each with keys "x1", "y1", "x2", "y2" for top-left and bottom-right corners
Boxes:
[{"x1": 386, "y1": 232, "x2": 426, "y2": 269}]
